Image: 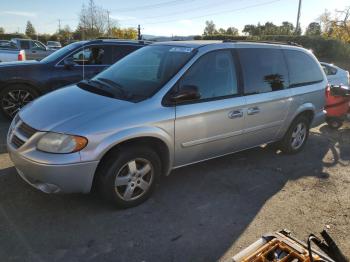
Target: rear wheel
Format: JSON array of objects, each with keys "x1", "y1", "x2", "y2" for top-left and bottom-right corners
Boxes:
[
  {"x1": 96, "y1": 146, "x2": 161, "y2": 208},
  {"x1": 278, "y1": 115, "x2": 310, "y2": 154},
  {"x1": 0, "y1": 84, "x2": 39, "y2": 119}
]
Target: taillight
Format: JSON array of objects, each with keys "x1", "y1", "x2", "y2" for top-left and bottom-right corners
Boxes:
[{"x1": 18, "y1": 51, "x2": 24, "y2": 61}]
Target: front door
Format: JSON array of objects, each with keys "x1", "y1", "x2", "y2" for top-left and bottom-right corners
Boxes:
[
  {"x1": 237, "y1": 47, "x2": 292, "y2": 147},
  {"x1": 174, "y1": 49, "x2": 246, "y2": 167}
]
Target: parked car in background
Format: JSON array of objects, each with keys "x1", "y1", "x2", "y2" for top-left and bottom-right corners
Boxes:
[
  {"x1": 47, "y1": 41, "x2": 62, "y2": 50},
  {"x1": 10, "y1": 38, "x2": 54, "y2": 60},
  {"x1": 321, "y1": 62, "x2": 350, "y2": 86},
  {"x1": 0, "y1": 41, "x2": 26, "y2": 62},
  {"x1": 7, "y1": 41, "x2": 327, "y2": 208},
  {"x1": 0, "y1": 39, "x2": 148, "y2": 118}
]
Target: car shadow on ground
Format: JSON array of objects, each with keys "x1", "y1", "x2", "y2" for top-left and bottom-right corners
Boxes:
[{"x1": 0, "y1": 126, "x2": 348, "y2": 262}]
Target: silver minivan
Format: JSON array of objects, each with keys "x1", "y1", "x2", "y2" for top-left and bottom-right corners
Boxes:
[{"x1": 7, "y1": 41, "x2": 327, "y2": 207}]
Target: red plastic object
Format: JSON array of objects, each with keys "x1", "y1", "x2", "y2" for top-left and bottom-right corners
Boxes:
[{"x1": 325, "y1": 86, "x2": 350, "y2": 118}]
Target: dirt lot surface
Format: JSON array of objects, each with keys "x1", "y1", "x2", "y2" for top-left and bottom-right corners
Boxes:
[{"x1": 0, "y1": 115, "x2": 349, "y2": 262}]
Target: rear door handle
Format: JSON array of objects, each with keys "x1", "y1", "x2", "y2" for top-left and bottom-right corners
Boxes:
[
  {"x1": 228, "y1": 110, "x2": 243, "y2": 119},
  {"x1": 247, "y1": 106, "x2": 260, "y2": 115}
]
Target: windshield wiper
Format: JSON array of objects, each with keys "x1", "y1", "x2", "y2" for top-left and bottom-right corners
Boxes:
[
  {"x1": 95, "y1": 77, "x2": 133, "y2": 99},
  {"x1": 77, "y1": 80, "x2": 115, "y2": 98}
]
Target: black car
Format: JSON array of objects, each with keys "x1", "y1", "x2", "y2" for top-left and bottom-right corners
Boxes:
[{"x1": 0, "y1": 39, "x2": 148, "y2": 119}]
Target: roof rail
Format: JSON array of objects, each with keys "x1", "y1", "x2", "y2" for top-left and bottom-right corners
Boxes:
[
  {"x1": 94, "y1": 38, "x2": 154, "y2": 44},
  {"x1": 222, "y1": 39, "x2": 302, "y2": 47}
]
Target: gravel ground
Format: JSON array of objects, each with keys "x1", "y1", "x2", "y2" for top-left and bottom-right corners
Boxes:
[{"x1": 0, "y1": 116, "x2": 349, "y2": 262}]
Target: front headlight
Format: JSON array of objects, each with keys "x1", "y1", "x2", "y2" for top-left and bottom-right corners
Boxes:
[{"x1": 37, "y1": 132, "x2": 88, "y2": 154}]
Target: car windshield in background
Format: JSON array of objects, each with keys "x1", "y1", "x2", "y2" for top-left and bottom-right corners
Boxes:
[
  {"x1": 48, "y1": 41, "x2": 61, "y2": 47},
  {"x1": 41, "y1": 42, "x2": 82, "y2": 63},
  {"x1": 86, "y1": 45, "x2": 196, "y2": 101}
]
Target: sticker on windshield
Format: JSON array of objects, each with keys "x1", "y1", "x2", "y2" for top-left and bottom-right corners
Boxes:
[{"x1": 169, "y1": 47, "x2": 194, "y2": 53}]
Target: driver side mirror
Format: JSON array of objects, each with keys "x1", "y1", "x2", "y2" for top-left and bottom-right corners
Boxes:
[
  {"x1": 63, "y1": 57, "x2": 75, "y2": 69},
  {"x1": 169, "y1": 85, "x2": 201, "y2": 103}
]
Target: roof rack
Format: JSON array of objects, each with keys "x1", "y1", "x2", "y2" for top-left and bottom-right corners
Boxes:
[
  {"x1": 222, "y1": 39, "x2": 302, "y2": 47},
  {"x1": 92, "y1": 38, "x2": 154, "y2": 44}
]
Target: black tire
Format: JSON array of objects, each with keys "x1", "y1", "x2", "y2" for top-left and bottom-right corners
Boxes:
[
  {"x1": 278, "y1": 115, "x2": 310, "y2": 154},
  {"x1": 96, "y1": 146, "x2": 161, "y2": 208},
  {"x1": 0, "y1": 84, "x2": 39, "y2": 119},
  {"x1": 326, "y1": 118, "x2": 343, "y2": 130}
]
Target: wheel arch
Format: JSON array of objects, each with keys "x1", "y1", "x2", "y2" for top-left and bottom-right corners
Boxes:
[
  {"x1": 91, "y1": 126, "x2": 174, "y2": 176},
  {"x1": 1, "y1": 79, "x2": 43, "y2": 95}
]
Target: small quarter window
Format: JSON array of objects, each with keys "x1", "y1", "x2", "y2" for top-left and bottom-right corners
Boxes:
[{"x1": 284, "y1": 50, "x2": 324, "y2": 87}]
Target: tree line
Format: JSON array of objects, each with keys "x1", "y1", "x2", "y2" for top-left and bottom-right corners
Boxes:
[
  {"x1": 200, "y1": 6, "x2": 350, "y2": 43},
  {"x1": 0, "y1": 0, "x2": 138, "y2": 45}
]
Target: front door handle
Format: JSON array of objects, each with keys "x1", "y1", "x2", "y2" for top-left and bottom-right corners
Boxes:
[
  {"x1": 247, "y1": 106, "x2": 260, "y2": 115},
  {"x1": 228, "y1": 110, "x2": 243, "y2": 119}
]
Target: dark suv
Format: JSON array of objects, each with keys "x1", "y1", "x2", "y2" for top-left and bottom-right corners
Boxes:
[{"x1": 0, "y1": 39, "x2": 148, "y2": 119}]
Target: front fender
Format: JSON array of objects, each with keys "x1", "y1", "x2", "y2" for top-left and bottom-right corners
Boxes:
[{"x1": 80, "y1": 126, "x2": 174, "y2": 173}]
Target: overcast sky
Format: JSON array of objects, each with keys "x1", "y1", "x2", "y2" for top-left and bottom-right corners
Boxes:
[{"x1": 0, "y1": 0, "x2": 349, "y2": 36}]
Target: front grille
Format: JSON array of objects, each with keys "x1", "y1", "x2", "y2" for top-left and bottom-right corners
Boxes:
[
  {"x1": 18, "y1": 122, "x2": 37, "y2": 138},
  {"x1": 9, "y1": 118, "x2": 37, "y2": 149},
  {"x1": 11, "y1": 134, "x2": 25, "y2": 148}
]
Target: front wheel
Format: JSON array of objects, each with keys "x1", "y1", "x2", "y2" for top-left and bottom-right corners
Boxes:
[
  {"x1": 278, "y1": 115, "x2": 310, "y2": 154},
  {"x1": 0, "y1": 84, "x2": 39, "y2": 119},
  {"x1": 96, "y1": 146, "x2": 161, "y2": 208}
]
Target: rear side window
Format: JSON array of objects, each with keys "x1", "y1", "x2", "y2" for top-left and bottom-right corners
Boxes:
[
  {"x1": 284, "y1": 50, "x2": 324, "y2": 87},
  {"x1": 238, "y1": 48, "x2": 288, "y2": 94}
]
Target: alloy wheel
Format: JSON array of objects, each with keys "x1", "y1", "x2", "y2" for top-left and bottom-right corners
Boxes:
[
  {"x1": 290, "y1": 122, "x2": 307, "y2": 150},
  {"x1": 1, "y1": 89, "x2": 34, "y2": 117},
  {"x1": 114, "y1": 158, "x2": 154, "y2": 201}
]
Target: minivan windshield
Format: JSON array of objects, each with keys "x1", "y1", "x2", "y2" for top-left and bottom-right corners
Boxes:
[{"x1": 86, "y1": 45, "x2": 196, "y2": 101}]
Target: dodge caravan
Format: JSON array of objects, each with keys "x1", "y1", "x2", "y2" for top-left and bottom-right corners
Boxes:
[{"x1": 7, "y1": 41, "x2": 327, "y2": 207}]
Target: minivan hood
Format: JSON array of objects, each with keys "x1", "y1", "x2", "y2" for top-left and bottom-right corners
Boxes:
[{"x1": 20, "y1": 85, "x2": 131, "y2": 132}]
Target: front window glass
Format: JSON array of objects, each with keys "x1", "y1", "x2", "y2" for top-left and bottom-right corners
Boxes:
[
  {"x1": 32, "y1": 41, "x2": 46, "y2": 51},
  {"x1": 89, "y1": 45, "x2": 196, "y2": 100},
  {"x1": 179, "y1": 50, "x2": 238, "y2": 100},
  {"x1": 69, "y1": 46, "x2": 106, "y2": 65}
]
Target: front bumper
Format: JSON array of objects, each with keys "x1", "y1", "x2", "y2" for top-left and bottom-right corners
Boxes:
[{"x1": 8, "y1": 147, "x2": 99, "y2": 194}]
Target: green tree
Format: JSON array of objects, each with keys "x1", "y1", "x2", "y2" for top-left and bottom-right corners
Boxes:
[
  {"x1": 243, "y1": 24, "x2": 258, "y2": 36},
  {"x1": 226, "y1": 27, "x2": 238, "y2": 35},
  {"x1": 0, "y1": 27, "x2": 4, "y2": 34},
  {"x1": 279, "y1": 21, "x2": 294, "y2": 35},
  {"x1": 203, "y1": 20, "x2": 217, "y2": 35},
  {"x1": 218, "y1": 28, "x2": 226, "y2": 34},
  {"x1": 305, "y1": 22, "x2": 321, "y2": 36},
  {"x1": 25, "y1": 21, "x2": 36, "y2": 36}
]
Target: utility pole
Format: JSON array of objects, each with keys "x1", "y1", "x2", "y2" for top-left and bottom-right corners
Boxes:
[
  {"x1": 138, "y1": 24, "x2": 142, "y2": 40},
  {"x1": 295, "y1": 0, "x2": 302, "y2": 35},
  {"x1": 107, "y1": 11, "x2": 110, "y2": 38},
  {"x1": 58, "y1": 19, "x2": 61, "y2": 32}
]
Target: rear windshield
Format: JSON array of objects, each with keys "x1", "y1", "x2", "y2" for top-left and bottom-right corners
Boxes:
[{"x1": 91, "y1": 45, "x2": 196, "y2": 100}]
